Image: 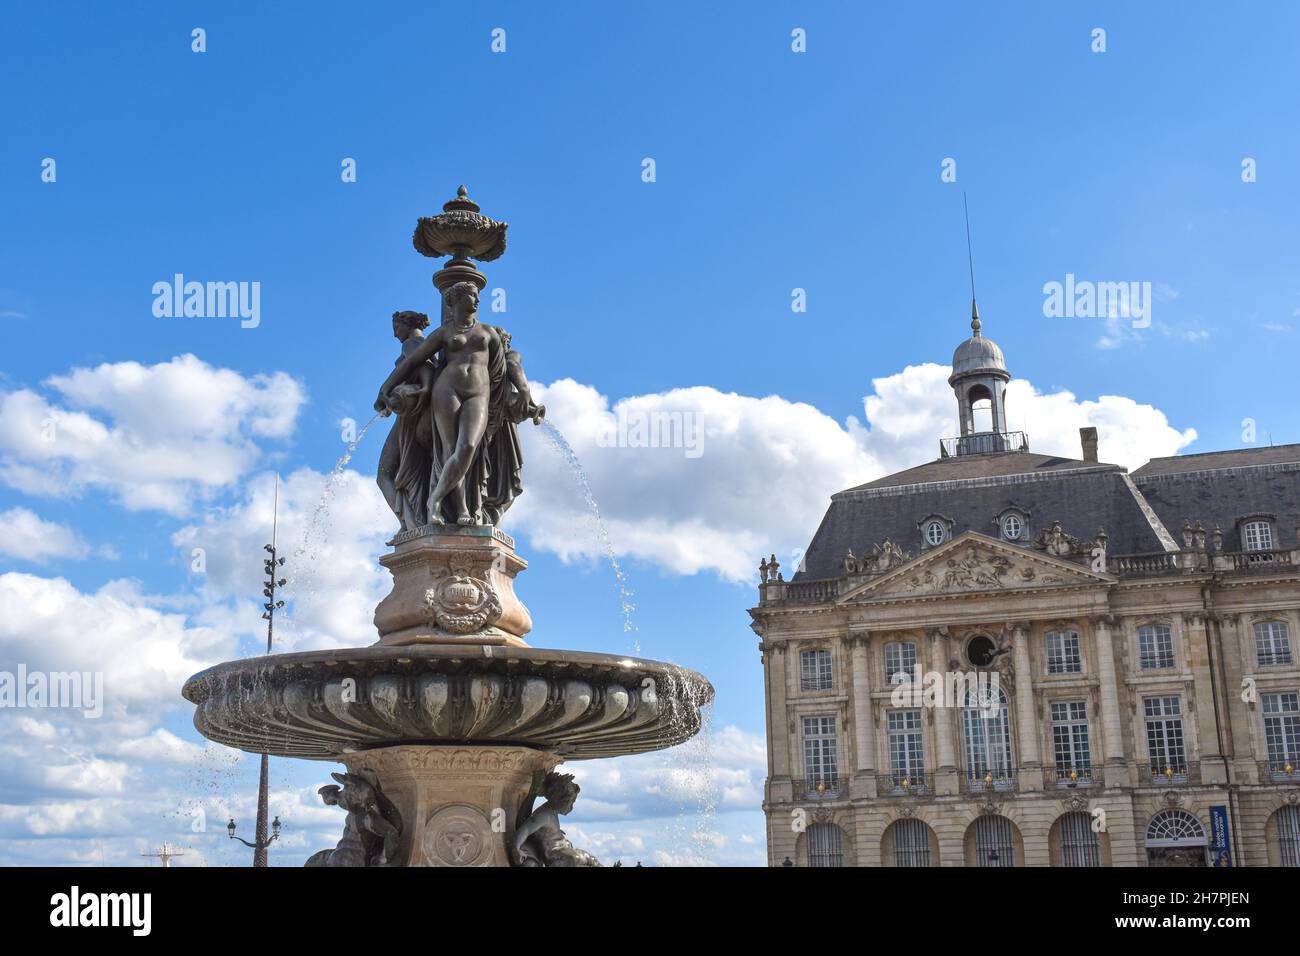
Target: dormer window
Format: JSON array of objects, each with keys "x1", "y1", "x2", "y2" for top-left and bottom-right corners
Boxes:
[
  {"x1": 996, "y1": 507, "x2": 1029, "y2": 543},
  {"x1": 1243, "y1": 519, "x2": 1274, "y2": 552},
  {"x1": 919, "y1": 515, "x2": 953, "y2": 549}
]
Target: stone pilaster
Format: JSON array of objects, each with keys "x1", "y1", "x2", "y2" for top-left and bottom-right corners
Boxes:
[
  {"x1": 849, "y1": 633, "x2": 878, "y2": 798},
  {"x1": 1091, "y1": 616, "x2": 1127, "y2": 773},
  {"x1": 1010, "y1": 623, "x2": 1042, "y2": 791},
  {"x1": 769, "y1": 643, "x2": 792, "y2": 781},
  {"x1": 929, "y1": 629, "x2": 958, "y2": 794},
  {"x1": 1184, "y1": 612, "x2": 1227, "y2": 784},
  {"x1": 1216, "y1": 614, "x2": 1259, "y2": 784}
]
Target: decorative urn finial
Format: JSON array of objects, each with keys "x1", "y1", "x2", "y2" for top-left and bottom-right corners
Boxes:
[{"x1": 413, "y1": 185, "x2": 509, "y2": 294}]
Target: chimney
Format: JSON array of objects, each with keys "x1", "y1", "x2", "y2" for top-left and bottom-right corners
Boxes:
[{"x1": 1080, "y1": 427, "x2": 1098, "y2": 462}]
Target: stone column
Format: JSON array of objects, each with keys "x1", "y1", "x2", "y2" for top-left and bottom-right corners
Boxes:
[
  {"x1": 849, "y1": 633, "x2": 878, "y2": 798},
  {"x1": 1184, "y1": 612, "x2": 1226, "y2": 784},
  {"x1": 1010, "y1": 624, "x2": 1042, "y2": 791},
  {"x1": 1092, "y1": 616, "x2": 1127, "y2": 777},
  {"x1": 929, "y1": 629, "x2": 958, "y2": 794}
]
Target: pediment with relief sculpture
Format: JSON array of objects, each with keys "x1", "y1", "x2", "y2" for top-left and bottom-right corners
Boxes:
[{"x1": 835, "y1": 531, "x2": 1113, "y2": 604}]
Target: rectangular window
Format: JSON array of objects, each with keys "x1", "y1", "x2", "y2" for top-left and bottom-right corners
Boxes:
[
  {"x1": 1144, "y1": 696, "x2": 1187, "y2": 778},
  {"x1": 1255, "y1": 621, "x2": 1294, "y2": 668},
  {"x1": 962, "y1": 696, "x2": 1013, "y2": 785},
  {"x1": 884, "y1": 641, "x2": 917, "y2": 685},
  {"x1": 1046, "y1": 630, "x2": 1082, "y2": 675},
  {"x1": 1050, "y1": 700, "x2": 1092, "y2": 781},
  {"x1": 802, "y1": 715, "x2": 838, "y2": 790},
  {"x1": 1243, "y1": 520, "x2": 1274, "y2": 552},
  {"x1": 1138, "y1": 624, "x2": 1175, "y2": 670},
  {"x1": 886, "y1": 709, "x2": 925, "y2": 789},
  {"x1": 1263, "y1": 692, "x2": 1300, "y2": 777},
  {"x1": 799, "y1": 648, "x2": 833, "y2": 691}
]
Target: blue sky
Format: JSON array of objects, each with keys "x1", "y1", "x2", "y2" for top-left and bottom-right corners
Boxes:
[{"x1": 1, "y1": 2, "x2": 1298, "y2": 865}]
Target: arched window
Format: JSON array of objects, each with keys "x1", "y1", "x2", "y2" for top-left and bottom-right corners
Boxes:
[
  {"x1": 972, "y1": 815, "x2": 1016, "y2": 867},
  {"x1": 884, "y1": 641, "x2": 918, "y2": 685},
  {"x1": 962, "y1": 685, "x2": 1013, "y2": 786},
  {"x1": 1145, "y1": 810, "x2": 1206, "y2": 848},
  {"x1": 1000, "y1": 513, "x2": 1023, "y2": 541},
  {"x1": 806, "y1": 822, "x2": 843, "y2": 867},
  {"x1": 886, "y1": 818, "x2": 934, "y2": 867},
  {"x1": 1055, "y1": 812, "x2": 1101, "y2": 867},
  {"x1": 968, "y1": 384, "x2": 994, "y2": 433},
  {"x1": 1272, "y1": 805, "x2": 1300, "y2": 867},
  {"x1": 924, "y1": 520, "x2": 947, "y2": 547}
]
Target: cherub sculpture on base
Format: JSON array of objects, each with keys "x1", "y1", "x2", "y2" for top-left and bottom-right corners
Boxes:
[
  {"x1": 305, "y1": 770, "x2": 403, "y2": 867},
  {"x1": 510, "y1": 771, "x2": 600, "y2": 867}
]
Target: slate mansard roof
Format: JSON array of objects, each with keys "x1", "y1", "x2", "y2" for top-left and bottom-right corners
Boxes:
[
  {"x1": 1132, "y1": 443, "x2": 1300, "y2": 553},
  {"x1": 794, "y1": 443, "x2": 1300, "y2": 583}
]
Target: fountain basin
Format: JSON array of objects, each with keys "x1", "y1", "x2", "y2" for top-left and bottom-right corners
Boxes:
[{"x1": 182, "y1": 644, "x2": 713, "y2": 761}]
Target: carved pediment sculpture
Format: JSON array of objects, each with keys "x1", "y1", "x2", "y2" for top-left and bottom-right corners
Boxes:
[{"x1": 835, "y1": 532, "x2": 1111, "y2": 604}]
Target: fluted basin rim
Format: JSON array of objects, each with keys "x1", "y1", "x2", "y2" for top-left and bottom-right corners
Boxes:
[{"x1": 182, "y1": 644, "x2": 714, "y2": 761}]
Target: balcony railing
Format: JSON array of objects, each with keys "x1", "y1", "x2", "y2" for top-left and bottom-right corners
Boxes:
[
  {"x1": 781, "y1": 578, "x2": 841, "y2": 604},
  {"x1": 1220, "y1": 549, "x2": 1295, "y2": 571},
  {"x1": 939, "y1": 430, "x2": 1029, "y2": 458},
  {"x1": 1050, "y1": 765, "x2": 1101, "y2": 788},
  {"x1": 1110, "y1": 552, "x2": 1182, "y2": 576},
  {"x1": 794, "y1": 776, "x2": 841, "y2": 800},
  {"x1": 878, "y1": 771, "x2": 928, "y2": 795},
  {"x1": 1139, "y1": 759, "x2": 1198, "y2": 786},
  {"x1": 960, "y1": 768, "x2": 1017, "y2": 793},
  {"x1": 1262, "y1": 758, "x2": 1299, "y2": 782}
]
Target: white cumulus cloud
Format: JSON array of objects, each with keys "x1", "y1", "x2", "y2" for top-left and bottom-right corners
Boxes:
[
  {"x1": 506, "y1": 365, "x2": 1195, "y2": 583},
  {"x1": 0, "y1": 354, "x2": 306, "y2": 515},
  {"x1": 0, "y1": 507, "x2": 90, "y2": 563}
]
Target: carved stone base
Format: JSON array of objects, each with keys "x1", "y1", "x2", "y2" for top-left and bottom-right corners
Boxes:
[
  {"x1": 374, "y1": 524, "x2": 531, "y2": 646},
  {"x1": 332, "y1": 745, "x2": 560, "y2": 867}
]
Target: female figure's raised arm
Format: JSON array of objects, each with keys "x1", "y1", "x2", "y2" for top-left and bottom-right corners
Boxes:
[{"x1": 375, "y1": 326, "x2": 444, "y2": 411}]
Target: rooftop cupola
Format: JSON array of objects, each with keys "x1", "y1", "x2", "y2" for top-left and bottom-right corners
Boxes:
[{"x1": 942, "y1": 300, "x2": 1024, "y2": 457}]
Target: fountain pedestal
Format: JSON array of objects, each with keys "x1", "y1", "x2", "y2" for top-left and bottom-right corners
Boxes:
[
  {"x1": 374, "y1": 525, "x2": 532, "y2": 647},
  {"x1": 341, "y1": 745, "x2": 558, "y2": 867}
]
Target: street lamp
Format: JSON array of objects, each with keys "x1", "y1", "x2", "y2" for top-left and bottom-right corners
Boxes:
[{"x1": 228, "y1": 816, "x2": 281, "y2": 851}]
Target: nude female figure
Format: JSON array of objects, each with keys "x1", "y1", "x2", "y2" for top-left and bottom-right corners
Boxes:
[{"x1": 375, "y1": 281, "x2": 498, "y2": 526}]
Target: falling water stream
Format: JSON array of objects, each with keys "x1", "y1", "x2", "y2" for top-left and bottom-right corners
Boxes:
[
  {"x1": 283, "y1": 413, "x2": 384, "y2": 632},
  {"x1": 537, "y1": 420, "x2": 721, "y2": 864},
  {"x1": 538, "y1": 420, "x2": 640, "y2": 655}
]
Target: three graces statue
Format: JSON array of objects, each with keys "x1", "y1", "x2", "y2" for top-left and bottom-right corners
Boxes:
[{"x1": 374, "y1": 188, "x2": 544, "y2": 530}]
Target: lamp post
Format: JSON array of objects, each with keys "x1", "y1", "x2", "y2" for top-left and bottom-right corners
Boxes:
[{"x1": 234, "y1": 473, "x2": 286, "y2": 867}]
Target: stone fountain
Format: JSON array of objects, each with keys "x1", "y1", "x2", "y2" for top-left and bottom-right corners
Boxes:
[{"x1": 182, "y1": 187, "x2": 713, "y2": 867}]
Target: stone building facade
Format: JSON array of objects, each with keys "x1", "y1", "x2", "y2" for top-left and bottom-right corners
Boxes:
[{"x1": 751, "y1": 307, "x2": 1300, "y2": 866}]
